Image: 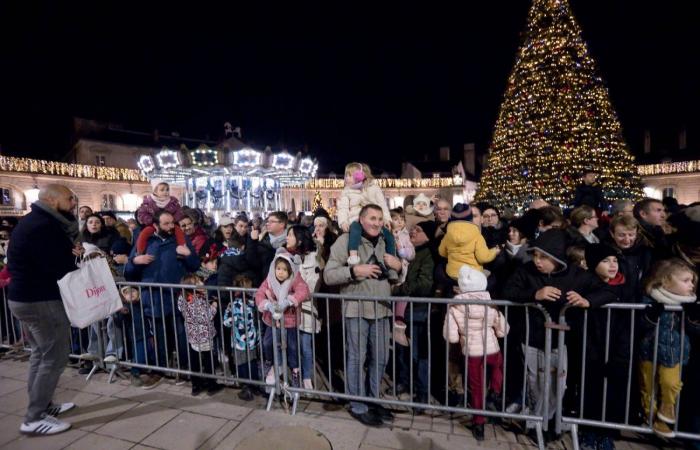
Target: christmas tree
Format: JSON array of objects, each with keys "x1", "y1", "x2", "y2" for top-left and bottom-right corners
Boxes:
[
  {"x1": 475, "y1": 0, "x2": 642, "y2": 210},
  {"x1": 312, "y1": 190, "x2": 323, "y2": 212}
]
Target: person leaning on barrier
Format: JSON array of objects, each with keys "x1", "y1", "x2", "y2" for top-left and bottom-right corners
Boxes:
[
  {"x1": 7, "y1": 184, "x2": 82, "y2": 435},
  {"x1": 323, "y1": 203, "x2": 403, "y2": 427},
  {"x1": 501, "y1": 229, "x2": 616, "y2": 439}
]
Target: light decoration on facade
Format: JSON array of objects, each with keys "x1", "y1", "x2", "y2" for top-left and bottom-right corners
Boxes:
[
  {"x1": 272, "y1": 152, "x2": 295, "y2": 170},
  {"x1": 298, "y1": 157, "x2": 315, "y2": 174},
  {"x1": 156, "y1": 149, "x2": 180, "y2": 169},
  {"x1": 302, "y1": 177, "x2": 462, "y2": 190},
  {"x1": 233, "y1": 149, "x2": 262, "y2": 168},
  {"x1": 190, "y1": 147, "x2": 218, "y2": 166},
  {"x1": 137, "y1": 155, "x2": 155, "y2": 173},
  {"x1": 0, "y1": 156, "x2": 146, "y2": 181},
  {"x1": 638, "y1": 160, "x2": 700, "y2": 176}
]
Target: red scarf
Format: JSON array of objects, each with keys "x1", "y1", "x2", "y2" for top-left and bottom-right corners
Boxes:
[{"x1": 608, "y1": 272, "x2": 626, "y2": 286}]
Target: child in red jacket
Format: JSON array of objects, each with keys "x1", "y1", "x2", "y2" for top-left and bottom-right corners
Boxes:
[{"x1": 255, "y1": 249, "x2": 310, "y2": 388}]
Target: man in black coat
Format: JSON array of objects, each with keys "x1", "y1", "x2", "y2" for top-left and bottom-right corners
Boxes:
[
  {"x1": 7, "y1": 184, "x2": 81, "y2": 435},
  {"x1": 573, "y1": 168, "x2": 605, "y2": 211}
]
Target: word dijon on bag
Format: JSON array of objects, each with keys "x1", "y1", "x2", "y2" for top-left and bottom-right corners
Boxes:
[{"x1": 85, "y1": 286, "x2": 107, "y2": 298}]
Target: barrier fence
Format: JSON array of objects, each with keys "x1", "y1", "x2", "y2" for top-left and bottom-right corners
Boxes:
[{"x1": 1, "y1": 284, "x2": 699, "y2": 449}]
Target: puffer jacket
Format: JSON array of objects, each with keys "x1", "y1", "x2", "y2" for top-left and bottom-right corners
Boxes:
[
  {"x1": 298, "y1": 251, "x2": 322, "y2": 334},
  {"x1": 337, "y1": 181, "x2": 391, "y2": 229},
  {"x1": 443, "y1": 291, "x2": 509, "y2": 357},
  {"x1": 323, "y1": 232, "x2": 397, "y2": 319},
  {"x1": 439, "y1": 220, "x2": 498, "y2": 278},
  {"x1": 639, "y1": 292, "x2": 693, "y2": 367},
  {"x1": 177, "y1": 292, "x2": 217, "y2": 352},
  {"x1": 254, "y1": 252, "x2": 310, "y2": 328}
]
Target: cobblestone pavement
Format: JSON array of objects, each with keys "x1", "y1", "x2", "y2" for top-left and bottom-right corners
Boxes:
[{"x1": 0, "y1": 353, "x2": 678, "y2": 450}]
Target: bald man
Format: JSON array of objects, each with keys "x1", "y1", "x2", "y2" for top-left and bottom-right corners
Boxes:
[{"x1": 7, "y1": 183, "x2": 81, "y2": 435}]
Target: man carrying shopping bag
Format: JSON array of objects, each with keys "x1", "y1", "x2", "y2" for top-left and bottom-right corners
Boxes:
[{"x1": 7, "y1": 184, "x2": 82, "y2": 435}]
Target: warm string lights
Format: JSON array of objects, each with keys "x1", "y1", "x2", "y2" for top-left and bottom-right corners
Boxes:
[
  {"x1": 303, "y1": 177, "x2": 462, "y2": 190},
  {"x1": 638, "y1": 160, "x2": 700, "y2": 176},
  {"x1": 0, "y1": 156, "x2": 146, "y2": 182},
  {"x1": 475, "y1": 0, "x2": 642, "y2": 210}
]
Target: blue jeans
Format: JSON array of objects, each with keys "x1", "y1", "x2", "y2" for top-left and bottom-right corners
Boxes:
[
  {"x1": 345, "y1": 317, "x2": 390, "y2": 414},
  {"x1": 348, "y1": 221, "x2": 396, "y2": 256},
  {"x1": 396, "y1": 320, "x2": 429, "y2": 400},
  {"x1": 300, "y1": 331, "x2": 314, "y2": 380},
  {"x1": 87, "y1": 315, "x2": 124, "y2": 359},
  {"x1": 263, "y1": 326, "x2": 299, "y2": 369}
]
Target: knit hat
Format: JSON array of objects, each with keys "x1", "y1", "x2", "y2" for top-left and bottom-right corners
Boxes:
[
  {"x1": 509, "y1": 214, "x2": 539, "y2": 241},
  {"x1": 458, "y1": 266, "x2": 487, "y2": 293},
  {"x1": 585, "y1": 244, "x2": 619, "y2": 273},
  {"x1": 668, "y1": 205, "x2": 700, "y2": 247},
  {"x1": 201, "y1": 243, "x2": 221, "y2": 264},
  {"x1": 415, "y1": 220, "x2": 436, "y2": 240},
  {"x1": 450, "y1": 203, "x2": 473, "y2": 222},
  {"x1": 99, "y1": 211, "x2": 117, "y2": 221},
  {"x1": 413, "y1": 193, "x2": 431, "y2": 208},
  {"x1": 527, "y1": 229, "x2": 568, "y2": 271},
  {"x1": 313, "y1": 216, "x2": 329, "y2": 227}
]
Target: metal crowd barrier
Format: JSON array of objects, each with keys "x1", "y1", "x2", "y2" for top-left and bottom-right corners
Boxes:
[
  {"x1": 8, "y1": 283, "x2": 699, "y2": 448},
  {"x1": 555, "y1": 303, "x2": 700, "y2": 449}
]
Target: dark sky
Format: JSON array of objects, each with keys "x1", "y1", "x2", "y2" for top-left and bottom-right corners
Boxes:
[{"x1": 1, "y1": 2, "x2": 698, "y2": 173}]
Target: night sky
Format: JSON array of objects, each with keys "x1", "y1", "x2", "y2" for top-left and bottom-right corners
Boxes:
[{"x1": 1, "y1": 2, "x2": 698, "y2": 174}]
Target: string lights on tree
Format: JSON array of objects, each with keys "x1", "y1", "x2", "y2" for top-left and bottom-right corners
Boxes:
[{"x1": 475, "y1": 0, "x2": 642, "y2": 209}]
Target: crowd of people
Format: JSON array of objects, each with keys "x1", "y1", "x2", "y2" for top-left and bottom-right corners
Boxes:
[{"x1": 1, "y1": 164, "x2": 700, "y2": 450}]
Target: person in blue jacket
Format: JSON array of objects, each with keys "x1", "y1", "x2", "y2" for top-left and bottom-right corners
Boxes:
[{"x1": 125, "y1": 210, "x2": 199, "y2": 389}]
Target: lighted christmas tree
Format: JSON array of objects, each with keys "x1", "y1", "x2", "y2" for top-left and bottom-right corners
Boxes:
[
  {"x1": 475, "y1": 0, "x2": 642, "y2": 210},
  {"x1": 312, "y1": 190, "x2": 323, "y2": 212}
]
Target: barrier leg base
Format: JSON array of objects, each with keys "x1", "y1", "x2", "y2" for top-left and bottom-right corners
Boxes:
[
  {"x1": 535, "y1": 422, "x2": 545, "y2": 450},
  {"x1": 107, "y1": 365, "x2": 128, "y2": 384},
  {"x1": 291, "y1": 392, "x2": 300, "y2": 416},
  {"x1": 570, "y1": 423, "x2": 580, "y2": 450},
  {"x1": 266, "y1": 388, "x2": 276, "y2": 411},
  {"x1": 85, "y1": 364, "x2": 99, "y2": 382}
]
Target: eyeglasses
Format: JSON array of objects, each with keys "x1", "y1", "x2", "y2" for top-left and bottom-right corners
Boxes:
[{"x1": 266, "y1": 219, "x2": 281, "y2": 224}]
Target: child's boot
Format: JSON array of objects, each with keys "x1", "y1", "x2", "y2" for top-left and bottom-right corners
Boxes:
[
  {"x1": 657, "y1": 403, "x2": 676, "y2": 424},
  {"x1": 393, "y1": 322, "x2": 409, "y2": 347}
]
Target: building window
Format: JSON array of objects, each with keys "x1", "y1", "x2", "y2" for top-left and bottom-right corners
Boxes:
[
  {"x1": 0, "y1": 188, "x2": 14, "y2": 207},
  {"x1": 102, "y1": 194, "x2": 116, "y2": 211},
  {"x1": 96, "y1": 155, "x2": 106, "y2": 166},
  {"x1": 662, "y1": 187, "x2": 675, "y2": 199}
]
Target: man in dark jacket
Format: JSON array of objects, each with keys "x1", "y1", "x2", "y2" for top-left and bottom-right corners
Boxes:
[
  {"x1": 573, "y1": 168, "x2": 605, "y2": 210},
  {"x1": 7, "y1": 184, "x2": 80, "y2": 435},
  {"x1": 633, "y1": 198, "x2": 671, "y2": 261},
  {"x1": 391, "y1": 221, "x2": 435, "y2": 408},
  {"x1": 255, "y1": 211, "x2": 287, "y2": 281},
  {"x1": 125, "y1": 210, "x2": 200, "y2": 389}
]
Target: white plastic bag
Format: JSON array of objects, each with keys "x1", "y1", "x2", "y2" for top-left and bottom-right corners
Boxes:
[{"x1": 57, "y1": 243, "x2": 122, "y2": 328}]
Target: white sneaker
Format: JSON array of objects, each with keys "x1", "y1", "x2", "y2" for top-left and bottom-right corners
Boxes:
[
  {"x1": 79, "y1": 353, "x2": 98, "y2": 361},
  {"x1": 347, "y1": 255, "x2": 360, "y2": 266},
  {"x1": 103, "y1": 355, "x2": 118, "y2": 364},
  {"x1": 303, "y1": 379, "x2": 314, "y2": 390},
  {"x1": 20, "y1": 414, "x2": 71, "y2": 435},
  {"x1": 265, "y1": 367, "x2": 276, "y2": 385},
  {"x1": 45, "y1": 402, "x2": 76, "y2": 417}
]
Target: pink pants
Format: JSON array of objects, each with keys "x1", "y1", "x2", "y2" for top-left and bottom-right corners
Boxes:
[{"x1": 468, "y1": 351, "x2": 504, "y2": 424}]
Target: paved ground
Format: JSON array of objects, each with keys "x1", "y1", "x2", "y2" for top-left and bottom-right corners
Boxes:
[{"x1": 0, "y1": 352, "x2": 678, "y2": 450}]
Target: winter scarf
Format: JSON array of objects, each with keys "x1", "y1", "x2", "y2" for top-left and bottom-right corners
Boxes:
[
  {"x1": 34, "y1": 200, "x2": 80, "y2": 243},
  {"x1": 150, "y1": 193, "x2": 172, "y2": 209},
  {"x1": 650, "y1": 287, "x2": 696, "y2": 306},
  {"x1": 268, "y1": 232, "x2": 287, "y2": 250},
  {"x1": 505, "y1": 241, "x2": 523, "y2": 257}
]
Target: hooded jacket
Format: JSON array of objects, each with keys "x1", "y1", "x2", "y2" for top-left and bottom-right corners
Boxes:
[
  {"x1": 502, "y1": 229, "x2": 617, "y2": 349},
  {"x1": 254, "y1": 250, "x2": 310, "y2": 328},
  {"x1": 337, "y1": 180, "x2": 392, "y2": 229},
  {"x1": 438, "y1": 220, "x2": 497, "y2": 278}
]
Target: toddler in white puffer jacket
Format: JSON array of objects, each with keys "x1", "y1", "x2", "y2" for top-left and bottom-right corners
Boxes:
[{"x1": 443, "y1": 265, "x2": 509, "y2": 436}]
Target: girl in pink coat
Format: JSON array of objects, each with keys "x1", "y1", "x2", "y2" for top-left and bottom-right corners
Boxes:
[
  {"x1": 254, "y1": 249, "x2": 310, "y2": 388},
  {"x1": 443, "y1": 265, "x2": 509, "y2": 441}
]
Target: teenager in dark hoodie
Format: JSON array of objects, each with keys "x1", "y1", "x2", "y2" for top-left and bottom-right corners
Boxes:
[{"x1": 502, "y1": 229, "x2": 617, "y2": 437}]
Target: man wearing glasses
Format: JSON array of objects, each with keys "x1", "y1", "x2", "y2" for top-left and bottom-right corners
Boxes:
[
  {"x1": 7, "y1": 184, "x2": 82, "y2": 435},
  {"x1": 256, "y1": 211, "x2": 288, "y2": 280}
]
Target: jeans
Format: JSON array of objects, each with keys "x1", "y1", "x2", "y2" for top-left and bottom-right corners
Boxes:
[
  {"x1": 87, "y1": 315, "x2": 124, "y2": 359},
  {"x1": 348, "y1": 221, "x2": 396, "y2": 256},
  {"x1": 8, "y1": 300, "x2": 71, "y2": 423},
  {"x1": 263, "y1": 326, "x2": 299, "y2": 369},
  {"x1": 523, "y1": 344, "x2": 567, "y2": 428},
  {"x1": 345, "y1": 316, "x2": 390, "y2": 414},
  {"x1": 396, "y1": 320, "x2": 429, "y2": 400},
  {"x1": 300, "y1": 331, "x2": 314, "y2": 380}
]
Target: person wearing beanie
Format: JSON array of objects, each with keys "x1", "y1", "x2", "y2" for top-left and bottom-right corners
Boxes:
[
  {"x1": 405, "y1": 193, "x2": 435, "y2": 230},
  {"x1": 438, "y1": 203, "x2": 499, "y2": 279},
  {"x1": 502, "y1": 229, "x2": 616, "y2": 434},
  {"x1": 578, "y1": 243, "x2": 630, "y2": 449},
  {"x1": 389, "y1": 220, "x2": 435, "y2": 410},
  {"x1": 135, "y1": 181, "x2": 190, "y2": 257},
  {"x1": 443, "y1": 266, "x2": 508, "y2": 441}
]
